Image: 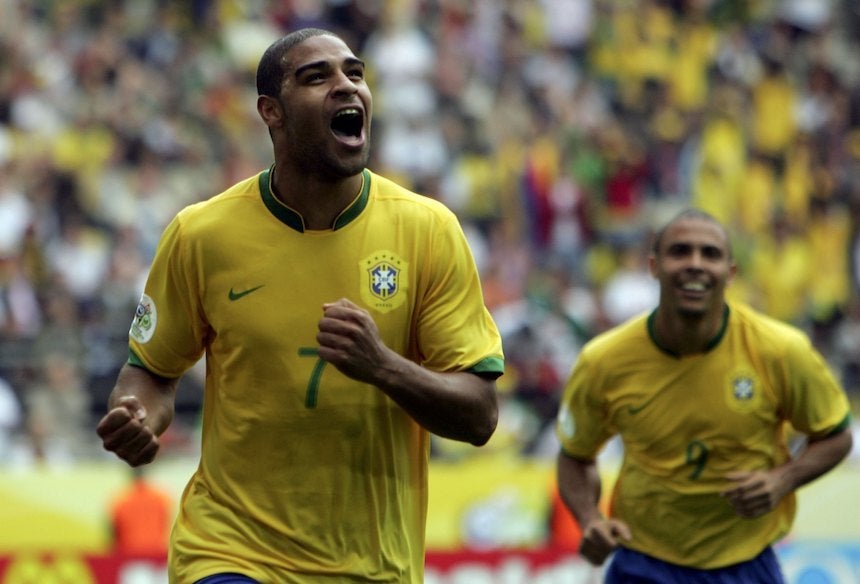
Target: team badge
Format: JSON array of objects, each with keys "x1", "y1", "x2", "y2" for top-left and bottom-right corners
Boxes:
[
  {"x1": 130, "y1": 293, "x2": 157, "y2": 343},
  {"x1": 725, "y1": 371, "x2": 761, "y2": 413},
  {"x1": 360, "y1": 250, "x2": 408, "y2": 313}
]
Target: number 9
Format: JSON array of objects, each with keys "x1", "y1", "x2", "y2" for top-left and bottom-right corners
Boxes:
[{"x1": 685, "y1": 440, "x2": 709, "y2": 480}]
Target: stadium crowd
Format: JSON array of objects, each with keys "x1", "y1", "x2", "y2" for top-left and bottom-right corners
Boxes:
[{"x1": 0, "y1": 0, "x2": 859, "y2": 466}]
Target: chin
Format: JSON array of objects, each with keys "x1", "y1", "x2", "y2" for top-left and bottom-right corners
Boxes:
[
  {"x1": 317, "y1": 154, "x2": 369, "y2": 181},
  {"x1": 337, "y1": 149, "x2": 370, "y2": 174},
  {"x1": 332, "y1": 162, "x2": 366, "y2": 180}
]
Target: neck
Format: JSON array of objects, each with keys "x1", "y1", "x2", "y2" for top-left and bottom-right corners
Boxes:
[
  {"x1": 271, "y1": 165, "x2": 364, "y2": 230},
  {"x1": 652, "y1": 304, "x2": 727, "y2": 356}
]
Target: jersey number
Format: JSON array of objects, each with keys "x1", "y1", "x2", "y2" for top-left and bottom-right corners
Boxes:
[
  {"x1": 685, "y1": 440, "x2": 709, "y2": 480},
  {"x1": 298, "y1": 347, "x2": 327, "y2": 408}
]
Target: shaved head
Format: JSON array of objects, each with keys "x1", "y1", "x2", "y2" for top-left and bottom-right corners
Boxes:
[{"x1": 651, "y1": 209, "x2": 731, "y2": 259}]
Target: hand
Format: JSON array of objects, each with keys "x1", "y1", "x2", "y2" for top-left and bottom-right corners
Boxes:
[
  {"x1": 721, "y1": 470, "x2": 789, "y2": 519},
  {"x1": 96, "y1": 396, "x2": 160, "y2": 466},
  {"x1": 578, "y1": 517, "x2": 632, "y2": 566},
  {"x1": 316, "y1": 298, "x2": 391, "y2": 384}
]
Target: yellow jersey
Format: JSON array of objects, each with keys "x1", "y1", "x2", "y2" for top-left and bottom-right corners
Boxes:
[
  {"x1": 129, "y1": 167, "x2": 504, "y2": 583},
  {"x1": 556, "y1": 303, "x2": 850, "y2": 568}
]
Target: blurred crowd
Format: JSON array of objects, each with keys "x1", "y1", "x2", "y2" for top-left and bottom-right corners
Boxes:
[{"x1": 1, "y1": 0, "x2": 860, "y2": 466}]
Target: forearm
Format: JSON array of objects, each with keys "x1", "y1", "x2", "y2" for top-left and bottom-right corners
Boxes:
[
  {"x1": 557, "y1": 450, "x2": 603, "y2": 526},
  {"x1": 108, "y1": 363, "x2": 178, "y2": 436},
  {"x1": 777, "y1": 429, "x2": 853, "y2": 492},
  {"x1": 372, "y1": 348, "x2": 498, "y2": 445}
]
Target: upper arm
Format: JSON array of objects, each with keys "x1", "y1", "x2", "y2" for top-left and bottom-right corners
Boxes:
[
  {"x1": 556, "y1": 355, "x2": 613, "y2": 460},
  {"x1": 780, "y1": 337, "x2": 851, "y2": 437},
  {"x1": 416, "y1": 213, "x2": 503, "y2": 374},
  {"x1": 129, "y1": 216, "x2": 208, "y2": 378}
]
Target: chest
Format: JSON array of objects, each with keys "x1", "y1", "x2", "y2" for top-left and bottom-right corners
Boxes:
[
  {"x1": 605, "y1": 350, "x2": 781, "y2": 449},
  {"x1": 200, "y1": 221, "x2": 424, "y2": 348}
]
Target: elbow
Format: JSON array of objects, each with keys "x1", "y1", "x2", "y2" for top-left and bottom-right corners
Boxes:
[
  {"x1": 837, "y1": 428, "x2": 854, "y2": 460},
  {"x1": 469, "y1": 377, "x2": 500, "y2": 446},
  {"x1": 810, "y1": 426, "x2": 854, "y2": 466},
  {"x1": 469, "y1": 405, "x2": 499, "y2": 447}
]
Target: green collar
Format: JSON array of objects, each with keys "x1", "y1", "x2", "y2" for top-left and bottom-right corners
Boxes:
[
  {"x1": 647, "y1": 304, "x2": 730, "y2": 358},
  {"x1": 258, "y1": 166, "x2": 371, "y2": 232}
]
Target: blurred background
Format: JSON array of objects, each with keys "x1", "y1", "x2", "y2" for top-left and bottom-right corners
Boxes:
[{"x1": 0, "y1": 0, "x2": 859, "y2": 582}]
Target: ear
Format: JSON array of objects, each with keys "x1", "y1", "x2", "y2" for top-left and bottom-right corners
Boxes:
[
  {"x1": 257, "y1": 95, "x2": 284, "y2": 129},
  {"x1": 726, "y1": 260, "x2": 738, "y2": 283},
  {"x1": 648, "y1": 253, "x2": 658, "y2": 277}
]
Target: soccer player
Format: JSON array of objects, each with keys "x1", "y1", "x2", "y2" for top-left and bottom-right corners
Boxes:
[
  {"x1": 555, "y1": 209, "x2": 853, "y2": 582},
  {"x1": 96, "y1": 28, "x2": 504, "y2": 584}
]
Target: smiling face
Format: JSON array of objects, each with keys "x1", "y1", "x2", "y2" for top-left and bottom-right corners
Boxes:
[
  {"x1": 259, "y1": 33, "x2": 372, "y2": 181},
  {"x1": 649, "y1": 215, "x2": 737, "y2": 319}
]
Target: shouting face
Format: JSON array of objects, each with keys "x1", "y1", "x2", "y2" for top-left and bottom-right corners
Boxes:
[{"x1": 263, "y1": 34, "x2": 373, "y2": 180}]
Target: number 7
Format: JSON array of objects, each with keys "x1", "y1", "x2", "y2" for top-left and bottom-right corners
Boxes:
[{"x1": 298, "y1": 347, "x2": 327, "y2": 408}]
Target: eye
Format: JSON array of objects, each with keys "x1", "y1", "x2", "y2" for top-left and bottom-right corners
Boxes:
[
  {"x1": 666, "y1": 243, "x2": 690, "y2": 257},
  {"x1": 702, "y1": 246, "x2": 724, "y2": 259}
]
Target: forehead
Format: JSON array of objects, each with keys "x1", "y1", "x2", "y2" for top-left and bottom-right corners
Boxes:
[
  {"x1": 285, "y1": 34, "x2": 356, "y2": 70},
  {"x1": 659, "y1": 218, "x2": 729, "y2": 251}
]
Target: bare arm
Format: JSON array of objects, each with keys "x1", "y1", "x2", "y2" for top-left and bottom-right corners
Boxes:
[
  {"x1": 316, "y1": 298, "x2": 499, "y2": 445},
  {"x1": 557, "y1": 450, "x2": 631, "y2": 566},
  {"x1": 723, "y1": 428, "x2": 853, "y2": 518},
  {"x1": 96, "y1": 363, "x2": 179, "y2": 466}
]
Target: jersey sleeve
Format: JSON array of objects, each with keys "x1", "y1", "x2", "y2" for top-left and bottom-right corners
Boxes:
[
  {"x1": 128, "y1": 213, "x2": 208, "y2": 378},
  {"x1": 556, "y1": 352, "x2": 613, "y2": 460},
  {"x1": 413, "y1": 212, "x2": 504, "y2": 377},
  {"x1": 780, "y1": 333, "x2": 852, "y2": 438}
]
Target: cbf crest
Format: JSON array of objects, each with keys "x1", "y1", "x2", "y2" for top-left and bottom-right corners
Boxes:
[
  {"x1": 360, "y1": 251, "x2": 408, "y2": 313},
  {"x1": 724, "y1": 370, "x2": 761, "y2": 413}
]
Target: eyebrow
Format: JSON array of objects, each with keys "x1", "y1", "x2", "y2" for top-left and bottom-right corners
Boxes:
[
  {"x1": 666, "y1": 242, "x2": 726, "y2": 254},
  {"x1": 294, "y1": 57, "x2": 365, "y2": 78}
]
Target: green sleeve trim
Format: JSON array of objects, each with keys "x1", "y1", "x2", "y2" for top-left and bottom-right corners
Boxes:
[
  {"x1": 127, "y1": 348, "x2": 147, "y2": 369},
  {"x1": 467, "y1": 356, "x2": 505, "y2": 379},
  {"x1": 559, "y1": 447, "x2": 596, "y2": 464},
  {"x1": 823, "y1": 413, "x2": 852, "y2": 438},
  {"x1": 127, "y1": 349, "x2": 179, "y2": 383}
]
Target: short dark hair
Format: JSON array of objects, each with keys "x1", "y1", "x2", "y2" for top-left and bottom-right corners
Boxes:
[
  {"x1": 651, "y1": 208, "x2": 731, "y2": 257},
  {"x1": 255, "y1": 28, "x2": 341, "y2": 97}
]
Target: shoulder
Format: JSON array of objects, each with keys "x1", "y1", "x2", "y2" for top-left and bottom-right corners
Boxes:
[
  {"x1": 579, "y1": 313, "x2": 651, "y2": 363},
  {"x1": 368, "y1": 171, "x2": 458, "y2": 223},
  {"x1": 730, "y1": 302, "x2": 808, "y2": 341},
  {"x1": 173, "y1": 172, "x2": 264, "y2": 230},
  {"x1": 728, "y1": 302, "x2": 812, "y2": 354}
]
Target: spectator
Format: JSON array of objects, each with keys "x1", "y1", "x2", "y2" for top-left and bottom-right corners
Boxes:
[
  {"x1": 0, "y1": 374, "x2": 22, "y2": 461},
  {"x1": 24, "y1": 351, "x2": 95, "y2": 464},
  {"x1": 109, "y1": 466, "x2": 173, "y2": 557}
]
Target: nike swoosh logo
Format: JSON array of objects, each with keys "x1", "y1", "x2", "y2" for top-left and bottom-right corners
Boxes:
[
  {"x1": 627, "y1": 396, "x2": 658, "y2": 415},
  {"x1": 228, "y1": 285, "x2": 265, "y2": 301}
]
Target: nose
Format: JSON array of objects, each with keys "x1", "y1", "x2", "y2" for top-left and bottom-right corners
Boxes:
[
  {"x1": 687, "y1": 250, "x2": 704, "y2": 269},
  {"x1": 332, "y1": 70, "x2": 359, "y2": 96}
]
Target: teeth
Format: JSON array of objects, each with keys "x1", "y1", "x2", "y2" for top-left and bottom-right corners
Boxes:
[
  {"x1": 335, "y1": 108, "x2": 360, "y2": 117},
  {"x1": 682, "y1": 282, "x2": 706, "y2": 291}
]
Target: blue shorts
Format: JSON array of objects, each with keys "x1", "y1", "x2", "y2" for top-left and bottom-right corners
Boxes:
[
  {"x1": 194, "y1": 574, "x2": 259, "y2": 584},
  {"x1": 605, "y1": 546, "x2": 785, "y2": 583}
]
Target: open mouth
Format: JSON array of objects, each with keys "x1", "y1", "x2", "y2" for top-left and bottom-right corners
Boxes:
[{"x1": 331, "y1": 108, "x2": 364, "y2": 142}]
